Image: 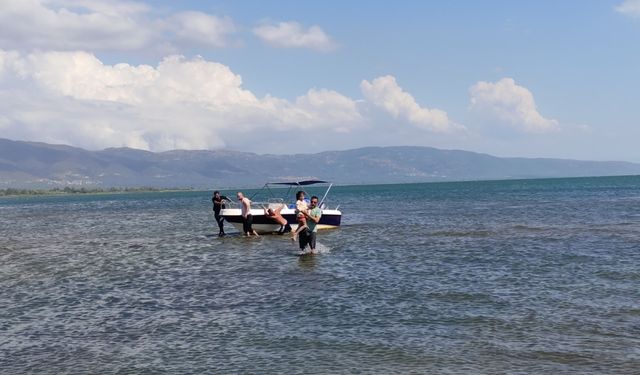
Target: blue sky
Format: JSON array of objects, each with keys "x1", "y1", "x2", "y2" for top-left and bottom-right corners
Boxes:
[{"x1": 1, "y1": 0, "x2": 639, "y2": 162}]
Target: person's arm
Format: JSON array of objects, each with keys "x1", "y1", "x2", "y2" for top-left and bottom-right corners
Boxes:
[
  {"x1": 304, "y1": 209, "x2": 321, "y2": 223},
  {"x1": 213, "y1": 197, "x2": 219, "y2": 210},
  {"x1": 221, "y1": 195, "x2": 230, "y2": 202}
]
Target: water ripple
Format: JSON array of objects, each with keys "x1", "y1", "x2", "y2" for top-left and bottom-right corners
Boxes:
[{"x1": 2, "y1": 178, "x2": 640, "y2": 373}]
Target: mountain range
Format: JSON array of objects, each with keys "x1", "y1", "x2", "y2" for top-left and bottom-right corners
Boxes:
[{"x1": 1, "y1": 138, "x2": 639, "y2": 189}]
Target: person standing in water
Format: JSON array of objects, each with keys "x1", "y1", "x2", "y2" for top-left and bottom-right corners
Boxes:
[
  {"x1": 212, "y1": 190, "x2": 230, "y2": 237},
  {"x1": 299, "y1": 196, "x2": 322, "y2": 254},
  {"x1": 237, "y1": 192, "x2": 259, "y2": 237}
]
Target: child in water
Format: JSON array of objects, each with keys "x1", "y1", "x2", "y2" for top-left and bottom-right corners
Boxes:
[{"x1": 291, "y1": 191, "x2": 308, "y2": 241}]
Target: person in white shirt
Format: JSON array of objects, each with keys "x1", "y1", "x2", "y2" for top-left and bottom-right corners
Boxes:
[{"x1": 291, "y1": 190, "x2": 308, "y2": 241}]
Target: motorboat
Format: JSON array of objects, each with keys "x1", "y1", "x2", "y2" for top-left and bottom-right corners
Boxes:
[{"x1": 220, "y1": 180, "x2": 342, "y2": 234}]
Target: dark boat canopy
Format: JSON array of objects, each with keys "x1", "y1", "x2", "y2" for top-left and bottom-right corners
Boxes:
[
  {"x1": 250, "y1": 179, "x2": 336, "y2": 207},
  {"x1": 268, "y1": 180, "x2": 329, "y2": 186}
]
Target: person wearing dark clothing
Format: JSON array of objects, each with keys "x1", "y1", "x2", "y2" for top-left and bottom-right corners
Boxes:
[{"x1": 212, "y1": 191, "x2": 229, "y2": 236}]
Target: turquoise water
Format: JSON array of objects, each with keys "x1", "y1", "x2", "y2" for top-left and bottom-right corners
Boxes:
[{"x1": 1, "y1": 176, "x2": 640, "y2": 373}]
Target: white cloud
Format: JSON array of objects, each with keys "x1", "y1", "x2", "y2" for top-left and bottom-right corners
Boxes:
[
  {"x1": 23, "y1": 51, "x2": 157, "y2": 103},
  {"x1": 615, "y1": 0, "x2": 640, "y2": 17},
  {"x1": 253, "y1": 21, "x2": 336, "y2": 52},
  {"x1": 0, "y1": 50, "x2": 22, "y2": 78},
  {"x1": 0, "y1": 0, "x2": 152, "y2": 51},
  {"x1": 6, "y1": 51, "x2": 474, "y2": 153},
  {"x1": 469, "y1": 78, "x2": 559, "y2": 133},
  {"x1": 0, "y1": 50, "x2": 364, "y2": 152},
  {"x1": 295, "y1": 89, "x2": 364, "y2": 131},
  {"x1": 166, "y1": 11, "x2": 237, "y2": 48},
  {"x1": 360, "y1": 75, "x2": 456, "y2": 132},
  {"x1": 51, "y1": 0, "x2": 150, "y2": 14},
  {"x1": 0, "y1": 0, "x2": 238, "y2": 52}
]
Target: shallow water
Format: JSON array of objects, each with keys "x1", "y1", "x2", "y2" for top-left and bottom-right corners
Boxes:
[{"x1": 1, "y1": 176, "x2": 640, "y2": 373}]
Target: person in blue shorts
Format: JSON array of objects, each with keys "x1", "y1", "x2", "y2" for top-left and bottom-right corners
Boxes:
[{"x1": 299, "y1": 196, "x2": 322, "y2": 254}]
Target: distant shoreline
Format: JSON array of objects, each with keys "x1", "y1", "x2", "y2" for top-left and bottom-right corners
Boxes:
[
  {"x1": 0, "y1": 187, "x2": 195, "y2": 197},
  {"x1": 3, "y1": 174, "x2": 640, "y2": 198}
]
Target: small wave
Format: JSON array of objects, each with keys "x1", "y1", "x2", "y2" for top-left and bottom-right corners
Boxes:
[
  {"x1": 596, "y1": 270, "x2": 640, "y2": 281},
  {"x1": 314, "y1": 242, "x2": 330, "y2": 254},
  {"x1": 511, "y1": 225, "x2": 548, "y2": 231},
  {"x1": 614, "y1": 307, "x2": 640, "y2": 317},
  {"x1": 426, "y1": 291, "x2": 497, "y2": 304},
  {"x1": 294, "y1": 241, "x2": 330, "y2": 256},
  {"x1": 429, "y1": 230, "x2": 495, "y2": 238}
]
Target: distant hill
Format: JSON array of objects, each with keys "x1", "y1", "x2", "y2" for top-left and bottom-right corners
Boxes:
[{"x1": 1, "y1": 138, "x2": 639, "y2": 188}]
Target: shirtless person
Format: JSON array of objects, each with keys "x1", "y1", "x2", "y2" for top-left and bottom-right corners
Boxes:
[
  {"x1": 264, "y1": 205, "x2": 290, "y2": 234},
  {"x1": 237, "y1": 192, "x2": 258, "y2": 236}
]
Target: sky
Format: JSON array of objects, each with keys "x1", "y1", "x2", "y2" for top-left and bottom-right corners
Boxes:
[{"x1": 1, "y1": 0, "x2": 640, "y2": 162}]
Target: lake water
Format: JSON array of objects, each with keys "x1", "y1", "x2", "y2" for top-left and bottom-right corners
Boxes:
[{"x1": 1, "y1": 176, "x2": 640, "y2": 373}]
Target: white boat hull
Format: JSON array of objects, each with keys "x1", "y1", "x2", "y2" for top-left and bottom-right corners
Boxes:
[{"x1": 221, "y1": 207, "x2": 341, "y2": 234}]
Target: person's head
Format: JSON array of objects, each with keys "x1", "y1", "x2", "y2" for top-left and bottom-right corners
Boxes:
[
  {"x1": 296, "y1": 191, "x2": 305, "y2": 200},
  {"x1": 236, "y1": 192, "x2": 244, "y2": 201},
  {"x1": 214, "y1": 190, "x2": 220, "y2": 197},
  {"x1": 309, "y1": 196, "x2": 319, "y2": 208}
]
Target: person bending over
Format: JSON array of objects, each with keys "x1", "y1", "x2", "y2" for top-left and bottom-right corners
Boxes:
[{"x1": 264, "y1": 205, "x2": 289, "y2": 234}]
